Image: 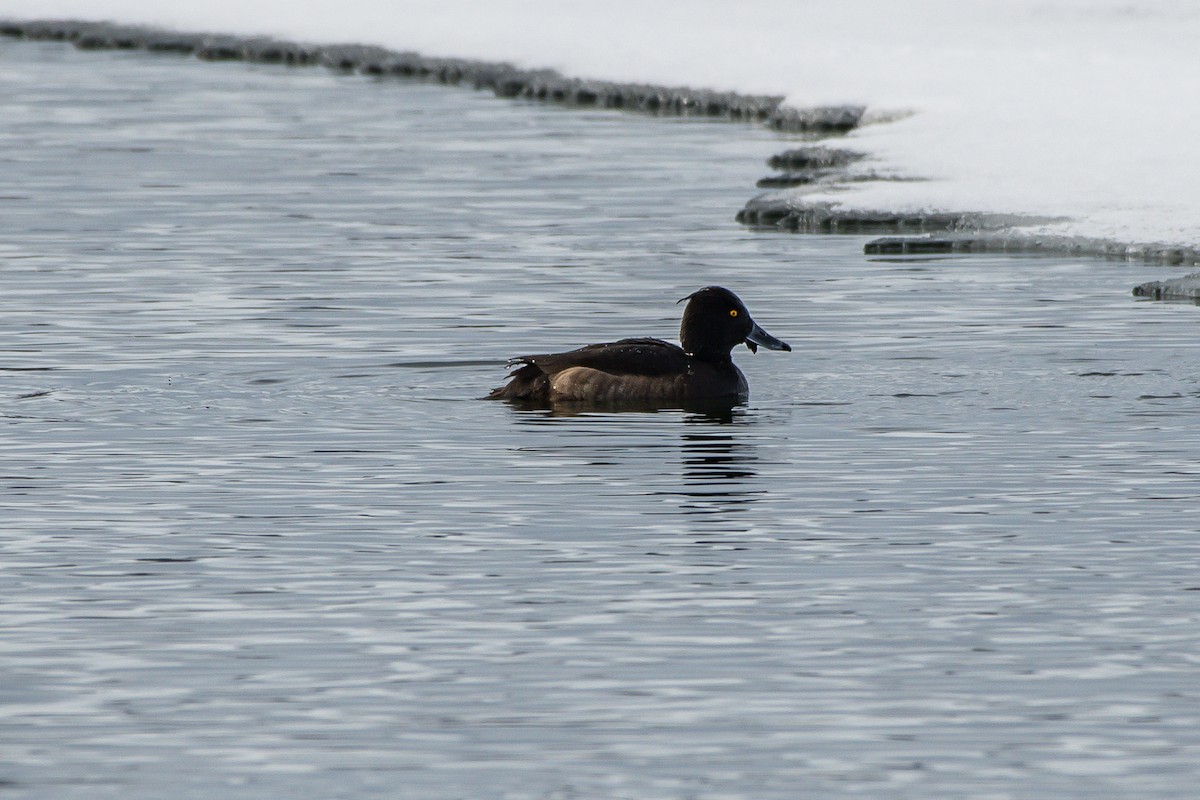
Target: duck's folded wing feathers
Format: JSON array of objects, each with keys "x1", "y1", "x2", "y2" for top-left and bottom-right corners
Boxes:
[{"x1": 520, "y1": 338, "x2": 688, "y2": 377}]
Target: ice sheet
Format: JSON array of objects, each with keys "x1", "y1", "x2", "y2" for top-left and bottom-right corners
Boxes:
[{"x1": 8, "y1": 0, "x2": 1199, "y2": 247}]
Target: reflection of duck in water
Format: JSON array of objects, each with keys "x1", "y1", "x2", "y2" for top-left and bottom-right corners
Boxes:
[
  {"x1": 683, "y1": 431, "x2": 757, "y2": 484},
  {"x1": 676, "y1": 426, "x2": 762, "y2": 515},
  {"x1": 489, "y1": 287, "x2": 790, "y2": 404}
]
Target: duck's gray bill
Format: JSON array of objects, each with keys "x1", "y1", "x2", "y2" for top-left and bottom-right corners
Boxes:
[{"x1": 745, "y1": 322, "x2": 791, "y2": 354}]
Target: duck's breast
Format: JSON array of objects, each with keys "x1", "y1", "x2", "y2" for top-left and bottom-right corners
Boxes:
[{"x1": 682, "y1": 361, "x2": 748, "y2": 400}]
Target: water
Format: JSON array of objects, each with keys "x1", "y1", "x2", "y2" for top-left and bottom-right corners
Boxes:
[{"x1": 3, "y1": 38, "x2": 1200, "y2": 800}]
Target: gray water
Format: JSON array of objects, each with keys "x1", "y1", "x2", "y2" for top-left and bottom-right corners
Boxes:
[{"x1": 3, "y1": 38, "x2": 1200, "y2": 800}]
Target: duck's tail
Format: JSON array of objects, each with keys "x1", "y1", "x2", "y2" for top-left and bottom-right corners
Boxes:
[{"x1": 487, "y1": 361, "x2": 550, "y2": 400}]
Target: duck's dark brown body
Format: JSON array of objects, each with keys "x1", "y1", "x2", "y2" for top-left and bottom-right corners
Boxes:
[
  {"x1": 488, "y1": 337, "x2": 748, "y2": 403},
  {"x1": 488, "y1": 287, "x2": 788, "y2": 405}
]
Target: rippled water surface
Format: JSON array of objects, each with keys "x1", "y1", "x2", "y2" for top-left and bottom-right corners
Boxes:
[{"x1": 4, "y1": 39, "x2": 1200, "y2": 800}]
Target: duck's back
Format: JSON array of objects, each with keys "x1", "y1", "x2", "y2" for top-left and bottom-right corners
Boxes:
[{"x1": 490, "y1": 337, "x2": 692, "y2": 402}]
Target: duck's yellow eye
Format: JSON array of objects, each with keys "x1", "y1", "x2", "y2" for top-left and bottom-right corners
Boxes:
[{"x1": 729, "y1": 309, "x2": 738, "y2": 317}]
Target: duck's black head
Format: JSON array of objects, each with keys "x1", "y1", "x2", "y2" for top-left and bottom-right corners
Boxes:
[{"x1": 677, "y1": 286, "x2": 791, "y2": 362}]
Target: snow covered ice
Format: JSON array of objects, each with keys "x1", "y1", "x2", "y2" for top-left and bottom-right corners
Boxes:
[{"x1": 8, "y1": 0, "x2": 1200, "y2": 255}]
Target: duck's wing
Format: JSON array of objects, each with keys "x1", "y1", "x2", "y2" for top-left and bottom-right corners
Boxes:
[
  {"x1": 520, "y1": 338, "x2": 688, "y2": 377},
  {"x1": 488, "y1": 338, "x2": 687, "y2": 400}
]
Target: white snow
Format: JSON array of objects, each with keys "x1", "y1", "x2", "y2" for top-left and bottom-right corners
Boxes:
[{"x1": 7, "y1": 0, "x2": 1200, "y2": 248}]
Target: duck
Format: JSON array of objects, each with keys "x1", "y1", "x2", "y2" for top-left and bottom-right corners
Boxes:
[{"x1": 488, "y1": 286, "x2": 790, "y2": 404}]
